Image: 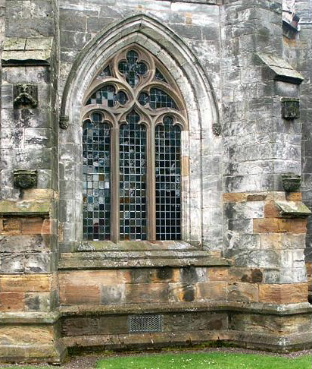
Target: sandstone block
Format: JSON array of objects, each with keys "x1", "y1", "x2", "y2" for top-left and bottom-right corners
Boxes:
[
  {"x1": 169, "y1": 282, "x2": 196, "y2": 302},
  {"x1": 21, "y1": 217, "x2": 44, "y2": 235},
  {"x1": 254, "y1": 218, "x2": 307, "y2": 233},
  {"x1": 59, "y1": 270, "x2": 131, "y2": 289},
  {"x1": 208, "y1": 267, "x2": 229, "y2": 281},
  {"x1": 223, "y1": 193, "x2": 247, "y2": 203},
  {"x1": 227, "y1": 282, "x2": 259, "y2": 303},
  {"x1": 264, "y1": 201, "x2": 281, "y2": 218},
  {"x1": 259, "y1": 283, "x2": 308, "y2": 303},
  {"x1": 196, "y1": 281, "x2": 227, "y2": 301},
  {"x1": 60, "y1": 284, "x2": 100, "y2": 305},
  {"x1": 126, "y1": 283, "x2": 169, "y2": 304},
  {"x1": 0, "y1": 325, "x2": 55, "y2": 345},
  {"x1": 0, "y1": 292, "x2": 24, "y2": 311},
  {"x1": 1, "y1": 218, "x2": 21, "y2": 235},
  {"x1": 246, "y1": 194, "x2": 267, "y2": 201},
  {"x1": 0, "y1": 275, "x2": 52, "y2": 292},
  {"x1": 286, "y1": 192, "x2": 302, "y2": 201}
]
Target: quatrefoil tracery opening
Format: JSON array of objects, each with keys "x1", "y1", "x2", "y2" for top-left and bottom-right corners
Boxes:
[{"x1": 84, "y1": 46, "x2": 187, "y2": 128}]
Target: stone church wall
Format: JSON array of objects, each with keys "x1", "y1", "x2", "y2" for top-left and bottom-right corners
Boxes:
[{"x1": 0, "y1": 0, "x2": 312, "y2": 364}]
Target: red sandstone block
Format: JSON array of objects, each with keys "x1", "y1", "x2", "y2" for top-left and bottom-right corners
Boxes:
[
  {"x1": 21, "y1": 217, "x2": 44, "y2": 235},
  {"x1": 259, "y1": 283, "x2": 308, "y2": 304},
  {"x1": 264, "y1": 201, "x2": 281, "y2": 218},
  {"x1": 0, "y1": 292, "x2": 25, "y2": 311},
  {"x1": 227, "y1": 282, "x2": 259, "y2": 303},
  {"x1": 1, "y1": 218, "x2": 21, "y2": 235},
  {"x1": 196, "y1": 281, "x2": 227, "y2": 301},
  {"x1": 285, "y1": 219, "x2": 308, "y2": 234},
  {"x1": 254, "y1": 218, "x2": 285, "y2": 233},
  {"x1": 254, "y1": 218, "x2": 307, "y2": 234},
  {"x1": 306, "y1": 262, "x2": 312, "y2": 277},
  {"x1": 208, "y1": 268, "x2": 229, "y2": 281},
  {"x1": 0, "y1": 275, "x2": 52, "y2": 292},
  {"x1": 286, "y1": 192, "x2": 302, "y2": 201},
  {"x1": 41, "y1": 219, "x2": 52, "y2": 234},
  {"x1": 223, "y1": 193, "x2": 247, "y2": 203},
  {"x1": 246, "y1": 194, "x2": 267, "y2": 201},
  {"x1": 59, "y1": 270, "x2": 130, "y2": 287},
  {"x1": 125, "y1": 283, "x2": 169, "y2": 304},
  {"x1": 60, "y1": 284, "x2": 101, "y2": 305}
]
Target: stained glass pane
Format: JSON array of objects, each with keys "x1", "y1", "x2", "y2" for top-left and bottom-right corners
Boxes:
[
  {"x1": 155, "y1": 69, "x2": 167, "y2": 82},
  {"x1": 119, "y1": 111, "x2": 147, "y2": 240},
  {"x1": 99, "y1": 66, "x2": 111, "y2": 78},
  {"x1": 138, "y1": 88, "x2": 177, "y2": 109},
  {"x1": 118, "y1": 50, "x2": 148, "y2": 88},
  {"x1": 86, "y1": 85, "x2": 128, "y2": 106},
  {"x1": 155, "y1": 116, "x2": 181, "y2": 240},
  {"x1": 83, "y1": 118, "x2": 111, "y2": 240}
]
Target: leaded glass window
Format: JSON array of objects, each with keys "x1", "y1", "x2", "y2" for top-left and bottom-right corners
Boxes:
[
  {"x1": 155, "y1": 116, "x2": 181, "y2": 240},
  {"x1": 83, "y1": 113, "x2": 111, "y2": 240},
  {"x1": 82, "y1": 45, "x2": 187, "y2": 242},
  {"x1": 119, "y1": 111, "x2": 147, "y2": 240}
]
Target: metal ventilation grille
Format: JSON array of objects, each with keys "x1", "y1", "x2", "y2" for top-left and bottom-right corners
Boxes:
[{"x1": 129, "y1": 315, "x2": 163, "y2": 333}]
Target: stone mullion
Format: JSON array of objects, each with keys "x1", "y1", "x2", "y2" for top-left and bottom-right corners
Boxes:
[{"x1": 110, "y1": 125, "x2": 120, "y2": 243}]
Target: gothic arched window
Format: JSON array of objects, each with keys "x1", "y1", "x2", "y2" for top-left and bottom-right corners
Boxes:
[{"x1": 82, "y1": 46, "x2": 187, "y2": 242}]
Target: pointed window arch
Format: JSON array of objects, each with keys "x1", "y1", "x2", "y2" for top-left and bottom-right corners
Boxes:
[{"x1": 82, "y1": 45, "x2": 187, "y2": 242}]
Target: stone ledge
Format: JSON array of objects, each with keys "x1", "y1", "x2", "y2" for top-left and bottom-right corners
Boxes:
[
  {"x1": 0, "y1": 311, "x2": 60, "y2": 324},
  {"x1": 61, "y1": 329, "x2": 312, "y2": 352},
  {"x1": 276, "y1": 201, "x2": 311, "y2": 218},
  {"x1": 59, "y1": 301, "x2": 312, "y2": 317},
  {"x1": 0, "y1": 200, "x2": 51, "y2": 216},
  {"x1": 76, "y1": 240, "x2": 200, "y2": 251},
  {"x1": 2, "y1": 37, "x2": 53, "y2": 66},
  {"x1": 223, "y1": 192, "x2": 302, "y2": 203},
  {"x1": 226, "y1": 331, "x2": 312, "y2": 352},
  {"x1": 58, "y1": 251, "x2": 230, "y2": 270},
  {"x1": 257, "y1": 52, "x2": 304, "y2": 84}
]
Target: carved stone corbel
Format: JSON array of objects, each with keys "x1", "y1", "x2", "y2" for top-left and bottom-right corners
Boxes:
[
  {"x1": 13, "y1": 84, "x2": 38, "y2": 109},
  {"x1": 212, "y1": 123, "x2": 222, "y2": 136},
  {"x1": 281, "y1": 97, "x2": 300, "y2": 120},
  {"x1": 13, "y1": 170, "x2": 37, "y2": 189},
  {"x1": 59, "y1": 115, "x2": 69, "y2": 129}
]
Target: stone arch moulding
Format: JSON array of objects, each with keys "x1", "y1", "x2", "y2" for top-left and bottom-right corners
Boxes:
[{"x1": 59, "y1": 14, "x2": 221, "y2": 247}]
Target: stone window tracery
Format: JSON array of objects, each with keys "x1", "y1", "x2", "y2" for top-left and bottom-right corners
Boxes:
[{"x1": 82, "y1": 46, "x2": 187, "y2": 242}]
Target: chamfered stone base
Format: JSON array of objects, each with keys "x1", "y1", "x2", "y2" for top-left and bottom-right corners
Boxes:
[
  {"x1": 0, "y1": 320, "x2": 67, "y2": 364},
  {"x1": 60, "y1": 302, "x2": 312, "y2": 354}
]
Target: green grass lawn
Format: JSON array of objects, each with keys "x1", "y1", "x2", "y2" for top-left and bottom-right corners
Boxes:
[
  {"x1": 0, "y1": 351, "x2": 311, "y2": 369},
  {"x1": 96, "y1": 352, "x2": 312, "y2": 369}
]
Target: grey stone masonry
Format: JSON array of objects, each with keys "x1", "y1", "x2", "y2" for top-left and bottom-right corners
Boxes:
[{"x1": 1, "y1": 0, "x2": 312, "y2": 363}]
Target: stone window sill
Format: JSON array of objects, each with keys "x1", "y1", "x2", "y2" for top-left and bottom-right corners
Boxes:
[{"x1": 58, "y1": 242, "x2": 230, "y2": 269}]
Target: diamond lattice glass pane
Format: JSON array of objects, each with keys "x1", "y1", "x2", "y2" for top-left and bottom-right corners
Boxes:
[
  {"x1": 119, "y1": 111, "x2": 147, "y2": 240},
  {"x1": 155, "y1": 116, "x2": 181, "y2": 240},
  {"x1": 118, "y1": 50, "x2": 148, "y2": 88},
  {"x1": 83, "y1": 119, "x2": 111, "y2": 240},
  {"x1": 86, "y1": 85, "x2": 128, "y2": 106}
]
